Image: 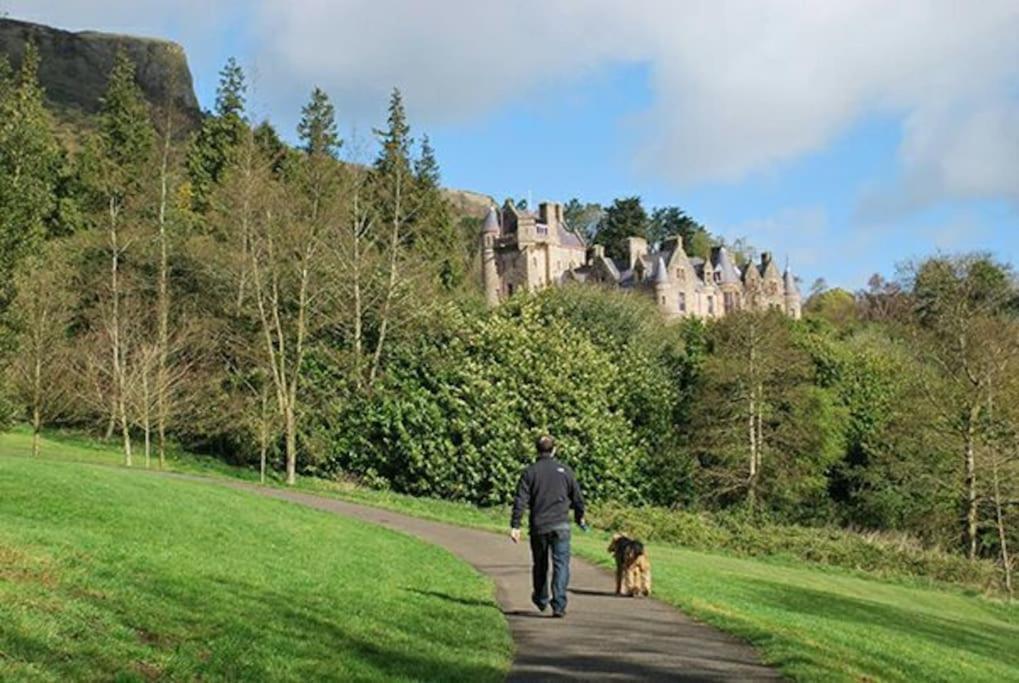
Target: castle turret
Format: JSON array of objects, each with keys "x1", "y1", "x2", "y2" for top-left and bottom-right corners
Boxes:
[
  {"x1": 653, "y1": 255, "x2": 670, "y2": 314},
  {"x1": 784, "y1": 266, "x2": 802, "y2": 319},
  {"x1": 481, "y1": 207, "x2": 501, "y2": 306}
]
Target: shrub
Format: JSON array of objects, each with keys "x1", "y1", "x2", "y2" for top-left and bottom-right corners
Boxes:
[
  {"x1": 591, "y1": 503, "x2": 1001, "y2": 591},
  {"x1": 315, "y1": 291, "x2": 687, "y2": 505}
]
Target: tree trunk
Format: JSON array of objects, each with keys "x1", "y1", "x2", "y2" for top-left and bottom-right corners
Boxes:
[
  {"x1": 964, "y1": 413, "x2": 978, "y2": 560},
  {"x1": 284, "y1": 405, "x2": 297, "y2": 485},
  {"x1": 104, "y1": 405, "x2": 116, "y2": 440},
  {"x1": 142, "y1": 366, "x2": 152, "y2": 469},
  {"x1": 32, "y1": 342, "x2": 42, "y2": 457},
  {"x1": 370, "y1": 171, "x2": 403, "y2": 387},
  {"x1": 352, "y1": 209, "x2": 364, "y2": 389},
  {"x1": 31, "y1": 410, "x2": 41, "y2": 458},
  {"x1": 747, "y1": 390, "x2": 756, "y2": 510},
  {"x1": 259, "y1": 383, "x2": 270, "y2": 485},
  {"x1": 109, "y1": 197, "x2": 132, "y2": 466},
  {"x1": 156, "y1": 114, "x2": 172, "y2": 470},
  {"x1": 991, "y1": 459, "x2": 1014, "y2": 599}
]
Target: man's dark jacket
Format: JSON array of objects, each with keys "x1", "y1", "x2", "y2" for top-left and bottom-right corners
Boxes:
[{"x1": 510, "y1": 454, "x2": 585, "y2": 534}]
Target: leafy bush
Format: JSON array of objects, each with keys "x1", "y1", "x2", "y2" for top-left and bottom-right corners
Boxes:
[
  {"x1": 314, "y1": 287, "x2": 689, "y2": 505},
  {"x1": 591, "y1": 503, "x2": 1001, "y2": 590}
]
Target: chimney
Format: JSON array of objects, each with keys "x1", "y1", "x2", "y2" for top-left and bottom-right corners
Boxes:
[
  {"x1": 626, "y1": 236, "x2": 648, "y2": 269},
  {"x1": 538, "y1": 201, "x2": 560, "y2": 233},
  {"x1": 761, "y1": 252, "x2": 773, "y2": 269},
  {"x1": 590, "y1": 244, "x2": 605, "y2": 259},
  {"x1": 661, "y1": 235, "x2": 682, "y2": 254}
]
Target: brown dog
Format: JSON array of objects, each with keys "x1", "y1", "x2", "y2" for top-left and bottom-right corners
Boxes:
[{"x1": 607, "y1": 533, "x2": 651, "y2": 597}]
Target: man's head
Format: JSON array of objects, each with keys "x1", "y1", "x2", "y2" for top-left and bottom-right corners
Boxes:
[{"x1": 536, "y1": 434, "x2": 555, "y2": 457}]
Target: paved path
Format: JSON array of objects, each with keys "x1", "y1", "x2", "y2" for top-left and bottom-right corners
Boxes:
[{"x1": 204, "y1": 479, "x2": 780, "y2": 682}]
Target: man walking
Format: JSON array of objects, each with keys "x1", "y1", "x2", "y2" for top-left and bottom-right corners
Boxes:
[{"x1": 510, "y1": 435, "x2": 586, "y2": 618}]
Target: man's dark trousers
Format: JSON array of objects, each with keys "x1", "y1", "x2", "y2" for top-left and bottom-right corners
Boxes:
[{"x1": 530, "y1": 527, "x2": 571, "y2": 613}]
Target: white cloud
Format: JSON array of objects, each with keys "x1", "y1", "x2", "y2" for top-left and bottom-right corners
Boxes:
[{"x1": 5, "y1": 0, "x2": 1019, "y2": 208}]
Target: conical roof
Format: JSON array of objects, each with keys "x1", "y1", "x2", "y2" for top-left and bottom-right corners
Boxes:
[
  {"x1": 482, "y1": 207, "x2": 500, "y2": 235},
  {"x1": 712, "y1": 247, "x2": 741, "y2": 285},
  {"x1": 653, "y1": 256, "x2": 670, "y2": 285},
  {"x1": 783, "y1": 268, "x2": 800, "y2": 295}
]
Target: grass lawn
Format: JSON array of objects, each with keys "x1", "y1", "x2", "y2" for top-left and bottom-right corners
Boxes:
[
  {"x1": 0, "y1": 450, "x2": 512, "y2": 681},
  {"x1": 4, "y1": 428, "x2": 1019, "y2": 682}
]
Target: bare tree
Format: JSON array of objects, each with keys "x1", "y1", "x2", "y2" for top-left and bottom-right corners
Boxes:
[
  {"x1": 7, "y1": 248, "x2": 74, "y2": 456},
  {"x1": 153, "y1": 97, "x2": 183, "y2": 468}
]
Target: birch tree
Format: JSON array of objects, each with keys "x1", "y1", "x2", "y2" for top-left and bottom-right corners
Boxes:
[
  {"x1": 80, "y1": 50, "x2": 155, "y2": 465},
  {"x1": 690, "y1": 310, "x2": 836, "y2": 514},
  {"x1": 243, "y1": 87, "x2": 342, "y2": 484},
  {"x1": 8, "y1": 248, "x2": 74, "y2": 456},
  {"x1": 907, "y1": 255, "x2": 1019, "y2": 559}
]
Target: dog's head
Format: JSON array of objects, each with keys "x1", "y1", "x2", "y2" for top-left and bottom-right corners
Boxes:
[{"x1": 607, "y1": 533, "x2": 625, "y2": 554}]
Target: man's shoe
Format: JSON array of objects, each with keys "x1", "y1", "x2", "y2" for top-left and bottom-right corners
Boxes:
[
  {"x1": 532, "y1": 597, "x2": 548, "y2": 612},
  {"x1": 552, "y1": 610, "x2": 566, "y2": 618}
]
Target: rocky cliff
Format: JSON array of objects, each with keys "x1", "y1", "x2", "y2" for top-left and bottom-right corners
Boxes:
[{"x1": 0, "y1": 18, "x2": 200, "y2": 124}]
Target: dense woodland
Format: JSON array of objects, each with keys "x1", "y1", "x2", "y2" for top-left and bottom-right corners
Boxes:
[{"x1": 1, "y1": 46, "x2": 1017, "y2": 592}]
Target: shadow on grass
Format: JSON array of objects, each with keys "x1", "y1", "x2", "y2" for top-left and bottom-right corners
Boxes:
[
  {"x1": 403, "y1": 587, "x2": 500, "y2": 609},
  {"x1": 734, "y1": 577, "x2": 1019, "y2": 678},
  {"x1": 35, "y1": 569, "x2": 508, "y2": 682}
]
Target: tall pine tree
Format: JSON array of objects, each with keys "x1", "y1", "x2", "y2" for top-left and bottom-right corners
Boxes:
[
  {"x1": 297, "y1": 87, "x2": 340, "y2": 158},
  {"x1": 186, "y1": 57, "x2": 248, "y2": 211},
  {"x1": 0, "y1": 45, "x2": 62, "y2": 315},
  {"x1": 413, "y1": 134, "x2": 462, "y2": 290}
]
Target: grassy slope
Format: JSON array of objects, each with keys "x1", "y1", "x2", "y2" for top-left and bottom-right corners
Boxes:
[
  {"x1": 5, "y1": 429, "x2": 1019, "y2": 682},
  {"x1": 0, "y1": 448, "x2": 511, "y2": 681}
]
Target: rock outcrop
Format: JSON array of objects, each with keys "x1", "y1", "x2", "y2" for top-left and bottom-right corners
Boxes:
[{"x1": 0, "y1": 18, "x2": 200, "y2": 124}]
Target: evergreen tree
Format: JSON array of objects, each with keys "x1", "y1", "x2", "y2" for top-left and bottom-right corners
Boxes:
[
  {"x1": 97, "y1": 50, "x2": 155, "y2": 176},
  {"x1": 414, "y1": 134, "x2": 440, "y2": 186},
  {"x1": 649, "y1": 206, "x2": 710, "y2": 256},
  {"x1": 186, "y1": 57, "x2": 248, "y2": 211},
  {"x1": 0, "y1": 45, "x2": 62, "y2": 314},
  {"x1": 250, "y1": 119, "x2": 292, "y2": 177},
  {"x1": 215, "y1": 57, "x2": 246, "y2": 119},
  {"x1": 297, "y1": 87, "x2": 340, "y2": 158},
  {"x1": 414, "y1": 134, "x2": 462, "y2": 289},
  {"x1": 374, "y1": 88, "x2": 412, "y2": 178},
  {"x1": 595, "y1": 196, "x2": 649, "y2": 261}
]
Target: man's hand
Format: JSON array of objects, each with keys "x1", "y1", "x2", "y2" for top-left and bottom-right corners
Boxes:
[{"x1": 510, "y1": 528, "x2": 521, "y2": 544}]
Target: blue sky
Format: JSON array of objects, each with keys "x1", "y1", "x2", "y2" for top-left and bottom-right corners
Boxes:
[{"x1": 6, "y1": 1, "x2": 1018, "y2": 290}]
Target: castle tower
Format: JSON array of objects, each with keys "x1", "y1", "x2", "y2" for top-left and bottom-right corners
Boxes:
[
  {"x1": 784, "y1": 266, "x2": 802, "y2": 320},
  {"x1": 481, "y1": 207, "x2": 501, "y2": 306},
  {"x1": 653, "y1": 255, "x2": 671, "y2": 315}
]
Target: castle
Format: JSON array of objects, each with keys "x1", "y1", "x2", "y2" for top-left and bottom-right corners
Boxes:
[{"x1": 480, "y1": 201, "x2": 802, "y2": 320}]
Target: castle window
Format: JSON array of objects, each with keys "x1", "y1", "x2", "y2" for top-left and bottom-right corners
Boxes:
[
  {"x1": 708, "y1": 296, "x2": 715, "y2": 315},
  {"x1": 724, "y1": 292, "x2": 735, "y2": 314},
  {"x1": 678, "y1": 292, "x2": 686, "y2": 313},
  {"x1": 660, "y1": 295, "x2": 666, "y2": 306}
]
